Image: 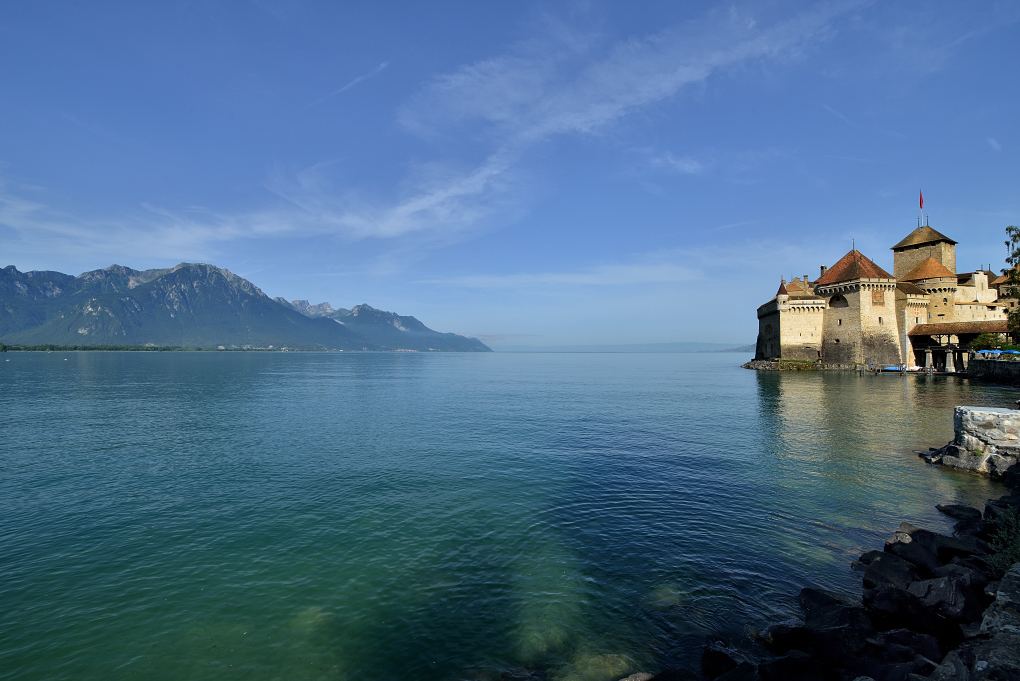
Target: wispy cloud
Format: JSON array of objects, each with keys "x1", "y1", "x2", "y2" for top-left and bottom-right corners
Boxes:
[
  {"x1": 987, "y1": 137, "x2": 1002, "y2": 152},
  {"x1": 385, "y1": 1, "x2": 865, "y2": 246},
  {"x1": 649, "y1": 152, "x2": 704, "y2": 175},
  {"x1": 308, "y1": 61, "x2": 389, "y2": 108},
  {"x1": 402, "y1": 3, "x2": 863, "y2": 145},
  {"x1": 2, "y1": 2, "x2": 865, "y2": 270}
]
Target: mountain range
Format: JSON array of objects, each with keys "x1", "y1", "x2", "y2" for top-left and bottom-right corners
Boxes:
[{"x1": 0, "y1": 263, "x2": 490, "y2": 351}]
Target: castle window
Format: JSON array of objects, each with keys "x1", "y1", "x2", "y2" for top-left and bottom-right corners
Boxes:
[
  {"x1": 943, "y1": 298, "x2": 948, "y2": 303},
  {"x1": 915, "y1": 317, "x2": 920, "y2": 324},
  {"x1": 838, "y1": 319, "x2": 842, "y2": 326},
  {"x1": 830, "y1": 294, "x2": 849, "y2": 308},
  {"x1": 878, "y1": 317, "x2": 883, "y2": 324},
  {"x1": 834, "y1": 339, "x2": 840, "y2": 344}
]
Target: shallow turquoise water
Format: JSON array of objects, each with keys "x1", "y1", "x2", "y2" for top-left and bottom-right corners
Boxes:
[{"x1": 0, "y1": 352, "x2": 1012, "y2": 680}]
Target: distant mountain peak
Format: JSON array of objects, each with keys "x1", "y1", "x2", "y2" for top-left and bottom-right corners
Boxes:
[
  {"x1": 0, "y1": 263, "x2": 490, "y2": 351},
  {"x1": 287, "y1": 299, "x2": 337, "y2": 318}
]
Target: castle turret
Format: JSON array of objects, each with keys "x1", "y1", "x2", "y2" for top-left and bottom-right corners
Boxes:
[{"x1": 891, "y1": 225, "x2": 957, "y2": 281}]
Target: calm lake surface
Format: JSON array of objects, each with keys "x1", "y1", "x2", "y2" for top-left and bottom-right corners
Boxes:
[{"x1": 0, "y1": 352, "x2": 1013, "y2": 681}]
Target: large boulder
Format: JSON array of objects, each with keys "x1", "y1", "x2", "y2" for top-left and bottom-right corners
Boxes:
[
  {"x1": 906, "y1": 576, "x2": 983, "y2": 623},
  {"x1": 856, "y1": 550, "x2": 922, "y2": 591},
  {"x1": 865, "y1": 629, "x2": 941, "y2": 664},
  {"x1": 799, "y1": 588, "x2": 871, "y2": 630},
  {"x1": 884, "y1": 525, "x2": 990, "y2": 576},
  {"x1": 937, "y1": 505, "x2": 983, "y2": 523},
  {"x1": 863, "y1": 584, "x2": 960, "y2": 644},
  {"x1": 979, "y1": 563, "x2": 1020, "y2": 637}
]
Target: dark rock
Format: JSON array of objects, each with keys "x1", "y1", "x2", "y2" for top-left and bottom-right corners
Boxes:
[
  {"x1": 856, "y1": 551, "x2": 922, "y2": 591},
  {"x1": 702, "y1": 641, "x2": 742, "y2": 679},
  {"x1": 980, "y1": 564, "x2": 1020, "y2": 636},
  {"x1": 799, "y1": 588, "x2": 871, "y2": 630},
  {"x1": 906, "y1": 574, "x2": 987, "y2": 624},
  {"x1": 918, "y1": 650, "x2": 969, "y2": 681},
  {"x1": 915, "y1": 529, "x2": 990, "y2": 561},
  {"x1": 885, "y1": 528, "x2": 989, "y2": 575},
  {"x1": 865, "y1": 629, "x2": 941, "y2": 663},
  {"x1": 814, "y1": 623, "x2": 874, "y2": 662},
  {"x1": 757, "y1": 651, "x2": 824, "y2": 681},
  {"x1": 937, "y1": 505, "x2": 982, "y2": 522},
  {"x1": 951, "y1": 555, "x2": 999, "y2": 584},
  {"x1": 1003, "y1": 462, "x2": 1020, "y2": 490},
  {"x1": 863, "y1": 584, "x2": 960, "y2": 645},
  {"x1": 760, "y1": 622, "x2": 812, "y2": 654},
  {"x1": 713, "y1": 662, "x2": 759, "y2": 681},
  {"x1": 886, "y1": 538, "x2": 941, "y2": 574},
  {"x1": 952, "y1": 517, "x2": 985, "y2": 539},
  {"x1": 933, "y1": 561, "x2": 991, "y2": 593}
]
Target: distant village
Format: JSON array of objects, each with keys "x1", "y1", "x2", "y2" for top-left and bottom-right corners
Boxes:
[{"x1": 755, "y1": 224, "x2": 1017, "y2": 371}]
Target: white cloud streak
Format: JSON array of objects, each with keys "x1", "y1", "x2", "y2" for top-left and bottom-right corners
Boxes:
[{"x1": 308, "y1": 61, "x2": 390, "y2": 107}]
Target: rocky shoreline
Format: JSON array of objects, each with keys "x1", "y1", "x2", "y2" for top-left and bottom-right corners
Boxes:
[
  {"x1": 742, "y1": 359, "x2": 871, "y2": 372},
  {"x1": 920, "y1": 407, "x2": 1020, "y2": 478},
  {"x1": 638, "y1": 465, "x2": 1020, "y2": 681}
]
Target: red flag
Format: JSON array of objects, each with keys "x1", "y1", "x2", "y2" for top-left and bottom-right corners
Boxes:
[{"x1": 919, "y1": 190, "x2": 924, "y2": 211}]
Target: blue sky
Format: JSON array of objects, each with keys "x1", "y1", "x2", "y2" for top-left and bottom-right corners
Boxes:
[{"x1": 1, "y1": 1, "x2": 1018, "y2": 347}]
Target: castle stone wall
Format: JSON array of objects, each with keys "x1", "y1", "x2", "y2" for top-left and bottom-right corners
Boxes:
[
  {"x1": 755, "y1": 306, "x2": 780, "y2": 360},
  {"x1": 778, "y1": 305, "x2": 824, "y2": 361},
  {"x1": 820, "y1": 288, "x2": 864, "y2": 365},
  {"x1": 894, "y1": 241, "x2": 956, "y2": 280},
  {"x1": 857, "y1": 283, "x2": 903, "y2": 365}
]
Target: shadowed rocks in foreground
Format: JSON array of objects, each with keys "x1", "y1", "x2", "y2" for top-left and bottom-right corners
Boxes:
[{"x1": 642, "y1": 464, "x2": 1020, "y2": 681}]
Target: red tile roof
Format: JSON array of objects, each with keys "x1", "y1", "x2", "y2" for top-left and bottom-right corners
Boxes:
[
  {"x1": 815, "y1": 250, "x2": 893, "y2": 286},
  {"x1": 902, "y1": 257, "x2": 956, "y2": 282},
  {"x1": 908, "y1": 320, "x2": 1008, "y2": 337}
]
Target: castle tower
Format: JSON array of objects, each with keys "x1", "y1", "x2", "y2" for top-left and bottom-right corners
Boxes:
[
  {"x1": 898, "y1": 257, "x2": 958, "y2": 323},
  {"x1": 815, "y1": 249, "x2": 901, "y2": 366},
  {"x1": 891, "y1": 225, "x2": 957, "y2": 281}
]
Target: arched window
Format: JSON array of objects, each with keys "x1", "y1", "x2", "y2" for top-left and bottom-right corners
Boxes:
[{"x1": 829, "y1": 294, "x2": 849, "y2": 308}]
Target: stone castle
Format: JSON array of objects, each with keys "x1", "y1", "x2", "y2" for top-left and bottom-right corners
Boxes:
[{"x1": 755, "y1": 224, "x2": 1016, "y2": 370}]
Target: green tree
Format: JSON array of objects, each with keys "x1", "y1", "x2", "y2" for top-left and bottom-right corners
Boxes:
[
  {"x1": 1007, "y1": 225, "x2": 1020, "y2": 340},
  {"x1": 0, "y1": 342, "x2": 6, "y2": 352},
  {"x1": 968, "y1": 333, "x2": 1007, "y2": 350}
]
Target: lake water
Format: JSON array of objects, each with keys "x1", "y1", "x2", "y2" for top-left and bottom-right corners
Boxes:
[{"x1": 0, "y1": 352, "x2": 1013, "y2": 681}]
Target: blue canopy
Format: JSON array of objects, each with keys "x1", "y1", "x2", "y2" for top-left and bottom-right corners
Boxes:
[
  {"x1": 979, "y1": 349, "x2": 1003, "y2": 355},
  {"x1": 1001, "y1": 349, "x2": 1020, "y2": 355}
]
